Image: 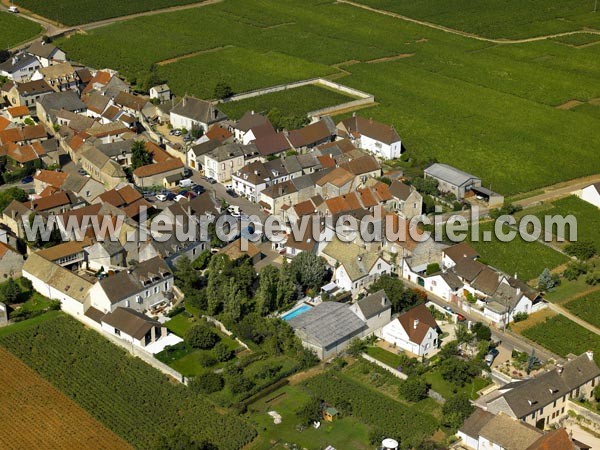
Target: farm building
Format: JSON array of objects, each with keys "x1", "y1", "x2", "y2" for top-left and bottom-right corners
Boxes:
[{"x1": 424, "y1": 163, "x2": 481, "y2": 200}]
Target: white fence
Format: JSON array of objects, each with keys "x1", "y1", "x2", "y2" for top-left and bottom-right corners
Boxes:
[{"x1": 361, "y1": 352, "x2": 408, "y2": 380}]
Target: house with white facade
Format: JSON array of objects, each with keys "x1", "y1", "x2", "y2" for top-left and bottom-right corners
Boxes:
[
  {"x1": 349, "y1": 290, "x2": 392, "y2": 335},
  {"x1": 0, "y1": 54, "x2": 41, "y2": 82},
  {"x1": 149, "y1": 84, "x2": 171, "y2": 102},
  {"x1": 169, "y1": 96, "x2": 227, "y2": 132},
  {"x1": 381, "y1": 303, "x2": 439, "y2": 356},
  {"x1": 322, "y1": 238, "x2": 392, "y2": 294},
  {"x1": 231, "y1": 111, "x2": 276, "y2": 144},
  {"x1": 337, "y1": 115, "x2": 402, "y2": 160},
  {"x1": 26, "y1": 41, "x2": 67, "y2": 68},
  {"x1": 100, "y1": 307, "x2": 169, "y2": 350},
  {"x1": 579, "y1": 183, "x2": 600, "y2": 208}
]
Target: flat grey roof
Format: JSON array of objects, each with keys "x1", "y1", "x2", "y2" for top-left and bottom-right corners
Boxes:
[{"x1": 424, "y1": 163, "x2": 480, "y2": 187}]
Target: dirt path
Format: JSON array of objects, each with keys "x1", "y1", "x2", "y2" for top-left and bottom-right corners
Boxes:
[
  {"x1": 366, "y1": 53, "x2": 414, "y2": 63},
  {"x1": 514, "y1": 173, "x2": 600, "y2": 209},
  {"x1": 287, "y1": 363, "x2": 327, "y2": 385},
  {"x1": 338, "y1": 0, "x2": 600, "y2": 45},
  {"x1": 547, "y1": 302, "x2": 600, "y2": 336},
  {"x1": 156, "y1": 45, "x2": 232, "y2": 66}
]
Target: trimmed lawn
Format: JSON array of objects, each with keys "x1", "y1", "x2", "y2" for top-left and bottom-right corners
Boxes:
[
  {"x1": 564, "y1": 290, "x2": 600, "y2": 329},
  {"x1": 544, "y1": 277, "x2": 600, "y2": 305},
  {"x1": 164, "y1": 312, "x2": 195, "y2": 336},
  {"x1": 424, "y1": 368, "x2": 490, "y2": 400},
  {"x1": 522, "y1": 315, "x2": 600, "y2": 364},
  {"x1": 467, "y1": 222, "x2": 569, "y2": 282},
  {"x1": 220, "y1": 85, "x2": 355, "y2": 120},
  {"x1": 365, "y1": 346, "x2": 402, "y2": 368},
  {"x1": 0, "y1": 11, "x2": 42, "y2": 49},
  {"x1": 247, "y1": 384, "x2": 372, "y2": 450}
]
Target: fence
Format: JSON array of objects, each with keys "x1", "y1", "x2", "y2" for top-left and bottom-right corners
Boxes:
[
  {"x1": 204, "y1": 315, "x2": 251, "y2": 351},
  {"x1": 361, "y1": 352, "x2": 407, "y2": 380}
]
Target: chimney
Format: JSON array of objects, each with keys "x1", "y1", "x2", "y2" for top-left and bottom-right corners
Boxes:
[
  {"x1": 586, "y1": 350, "x2": 594, "y2": 361},
  {"x1": 251, "y1": 110, "x2": 254, "y2": 115},
  {"x1": 213, "y1": 108, "x2": 218, "y2": 119},
  {"x1": 381, "y1": 296, "x2": 386, "y2": 306},
  {"x1": 413, "y1": 319, "x2": 419, "y2": 329},
  {"x1": 557, "y1": 364, "x2": 564, "y2": 374},
  {"x1": 514, "y1": 272, "x2": 518, "y2": 279},
  {"x1": 352, "y1": 112, "x2": 356, "y2": 117}
]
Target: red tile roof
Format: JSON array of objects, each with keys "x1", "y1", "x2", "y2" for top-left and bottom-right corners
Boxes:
[
  {"x1": 7, "y1": 106, "x2": 29, "y2": 118},
  {"x1": 34, "y1": 169, "x2": 68, "y2": 188},
  {"x1": 133, "y1": 158, "x2": 183, "y2": 178},
  {"x1": 397, "y1": 303, "x2": 438, "y2": 345}
]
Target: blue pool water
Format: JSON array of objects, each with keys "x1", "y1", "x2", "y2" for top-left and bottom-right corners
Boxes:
[{"x1": 281, "y1": 304, "x2": 312, "y2": 321}]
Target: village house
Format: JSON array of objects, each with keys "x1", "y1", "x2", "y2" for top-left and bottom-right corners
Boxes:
[
  {"x1": 79, "y1": 145, "x2": 127, "y2": 189},
  {"x1": 231, "y1": 111, "x2": 276, "y2": 145},
  {"x1": 232, "y1": 158, "x2": 298, "y2": 202},
  {"x1": 389, "y1": 180, "x2": 423, "y2": 219},
  {"x1": 381, "y1": 303, "x2": 440, "y2": 356},
  {"x1": 99, "y1": 307, "x2": 169, "y2": 350},
  {"x1": 114, "y1": 91, "x2": 150, "y2": 117},
  {"x1": 424, "y1": 163, "x2": 482, "y2": 200},
  {"x1": 35, "y1": 241, "x2": 89, "y2": 271},
  {"x1": 32, "y1": 62, "x2": 80, "y2": 93},
  {"x1": 337, "y1": 115, "x2": 402, "y2": 160},
  {"x1": 149, "y1": 84, "x2": 171, "y2": 102},
  {"x1": 322, "y1": 237, "x2": 392, "y2": 294},
  {"x1": 86, "y1": 256, "x2": 174, "y2": 314},
  {"x1": 133, "y1": 158, "x2": 184, "y2": 188},
  {"x1": 36, "y1": 91, "x2": 87, "y2": 129},
  {"x1": 203, "y1": 143, "x2": 248, "y2": 183},
  {"x1": 6, "y1": 79, "x2": 54, "y2": 108},
  {"x1": 1, "y1": 200, "x2": 32, "y2": 239},
  {"x1": 86, "y1": 240, "x2": 127, "y2": 272},
  {"x1": 83, "y1": 91, "x2": 112, "y2": 119},
  {"x1": 169, "y1": 96, "x2": 227, "y2": 132},
  {"x1": 259, "y1": 180, "x2": 299, "y2": 215},
  {"x1": 26, "y1": 190, "x2": 84, "y2": 214},
  {"x1": 187, "y1": 139, "x2": 220, "y2": 171},
  {"x1": 22, "y1": 253, "x2": 94, "y2": 317},
  {"x1": 6, "y1": 105, "x2": 31, "y2": 124},
  {"x1": 26, "y1": 41, "x2": 67, "y2": 68},
  {"x1": 476, "y1": 352, "x2": 600, "y2": 429},
  {"x1": 254, "y1": 132, "x2": 293, "y2": 158},
  {"x1": 0, "y1": 53, "x2": 41, "y2": 82},
  {"x1": 349, "y1": 289, "x2": 392, "y2": 335}
]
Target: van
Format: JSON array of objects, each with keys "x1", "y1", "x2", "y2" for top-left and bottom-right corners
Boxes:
[
  {"x1": 178, "y1": 178, "x2": 193, "y2": 188},
  {"x1": 8, "y1": 6, "x2": 19, "y2": 13}
]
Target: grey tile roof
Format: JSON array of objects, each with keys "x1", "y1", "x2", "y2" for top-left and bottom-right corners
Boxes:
[
  {"x1": 171, "y1": 96, "x2": 226, "y2": 124},
  {"x1": 40, "y1": 91, "x2": 86, "y2": 113},
  {"x1": 101, "y1": 307, "x2": 161, "y2": 339},
  {"x1": 0, "y1": 54, "x2": 38, "y2": 74},
  {"x1": 459, "y1": 408, "x2": 495, "y2": 439},
  {"x1": 288, "y1": 302, "x2": 367, "y2": 349},
  {"x1": 355, "y1": 290, "x2": 391, "y2": 319}
]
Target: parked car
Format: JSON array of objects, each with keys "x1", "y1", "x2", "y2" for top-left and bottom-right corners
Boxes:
[
  {"x1": 179, "y1": 178, "x2": 193, "y2": 188},
  {"x1": 156, "y1": 194, "x2": 167, "y2": 201},
  {"x1": 165, "y1": 192, "x2": 176, "y2": 201},
  {"x1": 20, "y1": 175, "x2": 33, "y2": 184},
  {"x1": 485, "y1": 348, "x2": 500, "y2": 366},
  {"x1": 183, "y1": 191, "x2": 197, "y2": 199},
  {"x1": 225, "y1": 188, "x2": 238, "y2": 198},
  {"x1": 192, "y1": 185, "x2": 205, "y2": 194},
  {"x1": 206, "y1": 177, "x2": 217, "y2": 184},
  {"x1": 8, "y1": 6, "x2": 19, "y2": 13},
  {"x1": 183, "y1": 168, "x2": 192, "y2": 177}
]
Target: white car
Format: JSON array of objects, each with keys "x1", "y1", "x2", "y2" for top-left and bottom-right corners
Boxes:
[
  {"x1": 175, "y1": 195, "x2": 186, "y2": 202},
  {"x1": 8, "y1": 6, "x2": 19, "y2": 13},
  {"x1": 156, "y1": 194, "x2": 167, "y2": 201}
]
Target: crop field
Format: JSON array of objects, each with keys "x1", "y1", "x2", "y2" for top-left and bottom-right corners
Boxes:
[
  {"x1": 0, "y1": 347, "x2": 132, "y2": 450},
  {"x1": 157, "y1": 47, "x2": 336, "y2": 100},
  {"x1": 522, "y1": 314, "x2": 600, "y2": 363},
  {"x1": 57, "y1": 0, "x2": 600, "y2": 195},
  {"x1": 531, "y1": 195, "x2": 600, "y2": 250},
  {"x1": 350, "y1": 0, "x2": 600, "y2": 39},
  {"x1": 13, "y1": 0, "x2": 202, "y2": 26},
  {"x1": 0, "y1": 314, "x2": 256, "y2": 450},
  {"x1": 564, "y1": 290, "x2": 600, "y2": 328},
  {"x1": 466, "y1": 222, "x2": 569, "y2": 282},
  {"x1": 553, "y1": 33, "x2": 600, "y2": 47},
  {"x1": 220, "y1": 85, "x2": 355, "y2": 120},
  {"x1": 0, "y1": 11, "x2": 42, "y2": 49}
]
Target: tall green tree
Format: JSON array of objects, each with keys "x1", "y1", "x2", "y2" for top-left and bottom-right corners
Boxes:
[
  {"x1": 131, "y1": 140, "x2": 151, "y2": 170},
  {"x1": 174, "y1": 255, "x2": 197, "y2": 292},
  {"x1": 0, "y1": 278, "x2": 21, "y2": 304},
  {"x1": 256, "y1": 265, "x2": 279, "y2": 315},
  {"x1": 276, "y1": 259, "x2": 297, "y2": 308},
  {"x1": 290, "y1": 252, "x2": 327, "y2": 293}
]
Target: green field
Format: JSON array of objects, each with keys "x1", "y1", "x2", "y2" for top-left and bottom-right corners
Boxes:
[
  {"x1": 158, "y1": 47, "x2": 336, "y2": 100},
  {"x1": 56, "y1": 0, "x2": 600, "y2": 195},
  {"x1": 466, "y1": 222, "x2": 569, "y2": 282},
  {"x1": 424, "y1": 368, "x2": 490, "y2": 400},
  {"x1": 351, "y1": 0, "x2": 600, "y2": 40},
  {"x1": 365, "y1": 345, "x2": 403, "y2": 368},
  {"x1": 0, "y1": 314, "x2": 256, "y2": 449},
  {"x1": 0, "y1": 11, "x2": 42, "y2": 49},
  {"x1": 565, "y1": 290, "x2": 600, "y2": 328},
  {"x1": 13, "y1": 0, "x2": 202, "y2": 26},
  {"x1": 531, "y1": 195, "x2": 600, "y2": 249},
  {"x1": 553, "y1": 33, "x2": 600, "y2": 47},
  {"x1": 522, "y1": 314, "x2": 600, "y2": 363},
  {"x1": 220, "y1": 85, "x2": 355, "y2": 120}
]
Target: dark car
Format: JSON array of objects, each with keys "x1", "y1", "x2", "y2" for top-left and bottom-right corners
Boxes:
[
  {"x1": 192, "y1": 185, "x2": 205, "y2": 194},
  {"x1": 183, "y1": 191, "x2": 197, "y2": 199},
  {"x1": 20, "y1": 176, "x2": 34, "y2": 184},
  {"x1": 207, "y1": 177, "x2": 217, "y2": 184},
  {"x1": 225, "y1": 188, "x2": 238, "y2": 198},
  {"x1": 179, "y1": 190, "x2": 188, "y2": 197},
  {"x1": 183, "y1": 168, "x2": 192, "y2": 177},
  {"x1": 165, "y1": 192, "x2": 176, "y2": 201}
]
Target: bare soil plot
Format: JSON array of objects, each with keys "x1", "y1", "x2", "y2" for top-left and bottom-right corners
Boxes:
[{"x1": 0, "y1": 347, "x2": 132, "y2": 450}]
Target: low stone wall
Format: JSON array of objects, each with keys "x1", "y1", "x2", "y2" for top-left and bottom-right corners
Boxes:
[
  {"x1": 361, "y1": 352, "x2": 408, "y2": 380},
  {"x1": 568, "y1": 400, "x2": 600, "y2": 431},
  {"x1": 204, "y1": 315, "x2": 251, "y2": 351}
]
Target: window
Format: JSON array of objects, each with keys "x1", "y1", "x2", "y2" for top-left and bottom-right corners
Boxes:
[
  {"x1": 115, "y1": 328, "x2": 121, "y2": 336},
  {"x1": 145, "y1": 290, "x2": 150, "y2": 298},
  {"x1": 136, "y1": 296, "x2": 143, "y2": 304},
  {"x1": 125, "y1": 300, "x2": 130, "y2": 307},
  {"x1": 154, "y1": 286, "x2": 159, "y2": 294}
]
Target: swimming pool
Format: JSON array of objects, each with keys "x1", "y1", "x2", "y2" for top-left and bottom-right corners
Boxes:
[{"x1": 281, "y1": 304, "x2": 312, "y2": 321}]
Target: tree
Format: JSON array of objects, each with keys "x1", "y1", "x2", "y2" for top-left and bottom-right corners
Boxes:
[
  {"x1": 442, "y1": 394, "x2": 474, "y2": 430},
  {"x1": 0, "y1": 50, "x2": 10, "y2": 64},
  {"x1": 399, "y1": 377, "x2": 429, "y2": 402},
  {"x1": 213, "y1": 81, "x2": 233, "y2": 99},
  {"x1": 0, "y1": 278, "x2": 21, "y2": 304},
  {"x1": 131, "y1": 140, "x2": 151, "y2": 170},
  {"x1": 154, "y1": 431, "x2": 217, "y2": 450},
  {"x1": 454, "y1": 323, "x2": 473, "y2": 345},
  {"x1": 563, "y1": 261, "x2": 588, "y2": 281},
  {"x1": 295, "y1": 396, "x2": 321, "y2": 425},
  {"x1": 276, "y1": 259, "x2": 298, "y2": 308},
  {"x1": 174, "y1": 256, "x2": 198, "y2": 292},
  {"x1": 594, "y1": 384, "x2": 600, "y2": 402},
  {"x1": 565, "y1": 240, "x2": 597, "y2": 260},
  {"x1": 0, "y1": 187, "x2": 28, "y2": 211},
  {"x1": 471, "y1": 322, "x2": 491, "y2": 342},
  {"x1": 409, "y1": 176, "x2": 439, "y2": 196},
  {"x1": 185, "y1": 324, "x2": 220, "y2": 349},
  {"x1": 190, "y1": 372, "x2": 224, "y2": 394},
  {"x1": 368, "y1": 274, "x2": 405, "y2": 312},
  {"x1": 256, "y1": 265, "x2": 279, "y2": 315},
  {"x1": 426, "y1": 263, "x2": 440, "y2": 275},
  {"x1": 347, "y1": 338, "x2": 367, "y2": 357},
  {"x1": 290, "y1": 252, "x2": 327, "y2": 293},
  {"x1": 538, "y1": 268, "x2": 556, "y2": 291},
  {"x1": 214, "y1": 341, "x2": 234, "y2": 362}
]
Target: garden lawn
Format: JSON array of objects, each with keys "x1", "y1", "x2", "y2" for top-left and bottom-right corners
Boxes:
[
  {"x1": 522, "y1": 314, "x2": 600, "y2": 364},
  {"x1": 424, "y1": 368, "x2": 490, "y2": 400},
  {"x1": 564, "y1": 290, "x2": 600, "y2": 329},
  {"x1": 13, "y1": 0, "x2": 202, "y2": 26},
  {"x1": 219, "y1": 85, "x2": 355, "y2": 120},
  {"x1": 466, "y1": 222, "x2": 569, "y2": 282},
  {"x1": 57, "y1": 0, "x2": 600, "y2": 195},
  {"x1": 365, "y1": 346, "x2": 402, "y2": 368},
  {"x1": 0, "y1": 310, "x2": 61, "y2": 338},
  {"x1": 0, "y1": 11, "x2": 42, "y2": 49},
  {"x1": 350, "y1": 0, "x2": 600, "y2": 39},
  {"x1": 247, "y1": 384, "x2": 372, "y2": 450}
]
